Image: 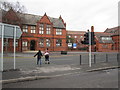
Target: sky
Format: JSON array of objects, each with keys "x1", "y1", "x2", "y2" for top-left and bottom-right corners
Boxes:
[{"x1": 5, "y1": 0, "x2": 120, "y2": 32}]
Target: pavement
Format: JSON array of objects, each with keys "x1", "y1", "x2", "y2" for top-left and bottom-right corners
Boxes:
[{"x1": 1, "y1": 60, "x2": 119, "y2": 84}]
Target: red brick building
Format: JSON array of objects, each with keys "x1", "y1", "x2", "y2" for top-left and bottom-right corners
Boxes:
[
  {"x1": 95, "y1": 32, "x2": 114, "y2": 52},
  {"x1": 2, "y1": 9, "x2": 67, "y2": 52},
  {"x1": 1, "y1": 9, "x2": 119, "y2": 52},
  {"x1": 104, "y1": 26, "x2": 120, "y2": 51},
  {"x1": 66, "y1": 31, "x2": 87, "y2": 51}
]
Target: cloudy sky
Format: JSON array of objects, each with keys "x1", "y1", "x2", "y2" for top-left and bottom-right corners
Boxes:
[{"x1": 6, "y1": 0, "x2": 119, "y2": 32}]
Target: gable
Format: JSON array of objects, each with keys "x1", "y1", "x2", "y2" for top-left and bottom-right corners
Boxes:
[
  {"x1": 39, "y1": 15, "x2": 52, "y2": 24},
  {"x1": 3, "y1": 9, "x2": 21, "y2": 25}
]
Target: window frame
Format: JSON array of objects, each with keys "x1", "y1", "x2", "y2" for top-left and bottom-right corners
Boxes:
[
  {"x1": 56, "y1": 29, "x2": 62, "y2": 35},
  {"x1": 31, "y1": 26, "x2": 36, "y2": 34},
  {"x1": 39, "y1": 39, "x2": 44, "y2": 47},
  {"x1": 22, "y1": 25, "x2": 28, "y2": 33},
  {"x1": 56, "y1": 39, "x2": 62, "y2": 47},
  {"x1": 46, "y1": 39, "x2": 51, "y2": 47},
  {"x1": 22, "y1": 41, "x2": 28, "y2": 47},
  {"x1": 46, "y1": 25, "x2": 51, "y2": 34},
  {"x1": 39, "y1": 24, "x2": 44, "y2": 34}
]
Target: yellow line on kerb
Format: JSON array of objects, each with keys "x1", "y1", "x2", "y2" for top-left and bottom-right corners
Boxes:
[{"x1": 3, "y1": 54, "x2": 79, "y2": 58}]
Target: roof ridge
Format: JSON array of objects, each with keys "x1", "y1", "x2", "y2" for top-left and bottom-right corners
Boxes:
[{"x1": 18, "y1": 12, "x2": 42, "y2": 17}]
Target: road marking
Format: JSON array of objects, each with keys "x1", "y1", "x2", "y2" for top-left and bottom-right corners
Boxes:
[{"x1": 3, "y1": 54, "x2": 79, "y2": 58}]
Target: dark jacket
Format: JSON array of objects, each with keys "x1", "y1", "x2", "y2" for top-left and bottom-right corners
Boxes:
[{"x1": 34, "y1": 51, "x2": 43, "y2": 59}]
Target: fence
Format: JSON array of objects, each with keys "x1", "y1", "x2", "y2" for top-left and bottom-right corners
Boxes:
[{"x1": 79, "y1": 53, "x2": 119, "y2": 65}]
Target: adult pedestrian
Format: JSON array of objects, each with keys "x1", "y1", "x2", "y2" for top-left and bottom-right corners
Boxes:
[
  {"x1": 34, "y1": 50, "x2": 43, "y2": 65},
  {"x1": 44, "y1": 48, "x2": 50, "y2": 64}
]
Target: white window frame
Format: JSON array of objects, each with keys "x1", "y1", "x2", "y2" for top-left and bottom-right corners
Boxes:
[
  {"x1": 46, "y1": 25, "x2": 51, "y2": 34},
  {"x1": 23, "y1": 25, "x2": 28, "y2": 33},
  {"x1": 68, "y1": 35, "x2": 71, "y2": 38},
  {"x1": 12, "y1": 40, "x2": 18, "y2": 47},
  {"x1": 56, "y1": 39, "x2": 62, "y2": 47},
  {"x1": 22, "y1": 41, "x2": 28, "y2": 47},
  {"x1": 46, "y1": 39, "x2": 51, "y2": 47},
  {"x1": 74, "y1": 36, "x2": 77, "y2": 38},
  {"x1": 31, "y1": 26, "x2": 36, "y2": 33},
  {"x1": 39, "y1": 39, "x2": 44, "y2": 47},
  {"x1": 39, "y1": 24, "x2": 44, "y2": 34},
  {"x1": 101, "y1": 37, "x2": 112, "y2": 40},
  {"x1": 56, "y1": 29, "x2": 62, "y2": 35}
]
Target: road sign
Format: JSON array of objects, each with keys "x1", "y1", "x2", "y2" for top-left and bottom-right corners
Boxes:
[
  {"x1": 0, "y1": 23, "x2": 22, "y2": 39},
  {"x1": 73, "y1": 43, "x2": 77, "y2": 48},
  {"x1": 68, "y1": 43, "x2": 72, "y2": 48},
  {"x1": 0, "y1": 23, "x2": 22, "y2": 71}
]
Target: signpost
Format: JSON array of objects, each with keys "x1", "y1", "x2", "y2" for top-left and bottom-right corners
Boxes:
[{"x1": 0, "y1": 23, "x2": 22, "y2": 71}]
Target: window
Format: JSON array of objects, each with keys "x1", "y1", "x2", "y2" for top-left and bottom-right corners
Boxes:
[
  {"x1": 46, "y1": 25, "x2": 51, "y2": 34},
  {"x1": 56, "y1": 29, "x2": 62, "y2": 35},
  {"x1": 46, "y1": 39, "x2": 51, "y2": 47},
  {"x1": 101, "y1": 37, "x2": 112, "y2": 40},
  {"x1": 74, "y1": 36, "x2": 77, "y2": 38},
  {"x1": 39, "y1": 39, "x2": 44, "y2": 47},
  {"x1": 31, "y1": 26, "x2": 36, "y2": 33},
  {"x1": 23, "y1": 25, "x2": 28, "y2": 33},
  {"x1": 13, "y1": 40, "x2": 18, "y2": 47},
  {"x1": 80, "y1": 36, "x2": 83, "y2": 38},
  {"x1": 68, "y1": 35, "x2": 71, "y2": 38},
  {"x1": 39, "y1": 24, "x2": 44, "y2": 34},
  {"x1": 56, "y1": 39, "x2": 62, "y2": 47},
  {"x1": 22, "y1": 41, "x2": 28, "y2": 47}
]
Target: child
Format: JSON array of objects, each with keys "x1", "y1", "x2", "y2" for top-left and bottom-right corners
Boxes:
[
  {"x1": 44, "y1": 48, "x2": 50, "y2": 64},
  {"x1": 34, "y1": 50, "x2": 43, "y2": 65}
]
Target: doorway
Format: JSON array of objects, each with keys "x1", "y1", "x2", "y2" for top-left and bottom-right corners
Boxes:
[{"x1": 30, "y1": 40, "x2": 35, "y2": 50}]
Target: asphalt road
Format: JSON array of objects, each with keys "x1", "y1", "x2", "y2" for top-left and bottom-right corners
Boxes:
[
  {"x1": 3, "y1": 52, "x2": 118, "y2": 71},
  {"x1": 3, "y1": 68, "x2": 118, "y2": 88}
]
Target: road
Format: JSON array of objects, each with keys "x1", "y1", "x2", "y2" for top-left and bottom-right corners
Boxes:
[
  {"x1": 3, "y1": 52, "x2": 118, "y2": 70},
  {"x1": 3, "y1": 69, "x2": 118, "y2": 88}
]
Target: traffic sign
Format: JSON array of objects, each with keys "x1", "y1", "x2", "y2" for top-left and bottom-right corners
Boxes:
[
  {"x1": 73, "y1": 43, "x2": 77, "y2": 48},
  {"x1": 0, "y1": 23, "x2": 22, "y2": 39}
]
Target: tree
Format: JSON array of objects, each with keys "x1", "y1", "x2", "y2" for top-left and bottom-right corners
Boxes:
[{"x1": 0, "y1": 1, "x2": 26, "y2": 13}]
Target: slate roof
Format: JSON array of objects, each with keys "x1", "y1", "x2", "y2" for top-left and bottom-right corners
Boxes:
[
  {"x1": 48, "y1": 17, "x2": 66, "y2": 29},
  {"x1": 0, "y1": 9, "x2": 7, "y2": 22},
  {"x1": 104, "y1": 26, "x2": 120, "y2": 36},
  {"x1": 95, "y1": 32, "x2": 114, "y2": 43},
  {"x1": 17, "y1": 12, "x2": 65, "y2": 29},
  {"x1": 1, "y1": 9, "x2": 65, "y2": 29},
  {"x1": 17, "y1": 13, "x2": 42, "y2": 25}
]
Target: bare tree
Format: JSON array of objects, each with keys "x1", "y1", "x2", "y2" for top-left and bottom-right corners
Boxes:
[{"x1": 0, "y1": 1, "x2": 26, "y2": 13}]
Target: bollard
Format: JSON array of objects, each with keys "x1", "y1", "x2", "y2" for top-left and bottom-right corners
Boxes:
[
  {"x1": 106, "y1": 54, "x2": 108, "y2": 62},
  {"x1": 94, "y1": 54, "x2": 96, "y2": 64},
  {"x1": 80, "y1": 55, "x2": 81, "y2": 65}
]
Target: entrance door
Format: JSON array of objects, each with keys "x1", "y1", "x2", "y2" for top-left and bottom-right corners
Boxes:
[{"x1": 30, "y1": 40, "x2": 35, "y2": 50}]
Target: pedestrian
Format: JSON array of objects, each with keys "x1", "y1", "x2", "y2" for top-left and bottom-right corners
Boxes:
[
  {"x1": 44, "y1": 48, "x2": 50, "y2": 64},
  {"x1": 34, "y1": 50, "x2": 43, "y2": 65}
]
